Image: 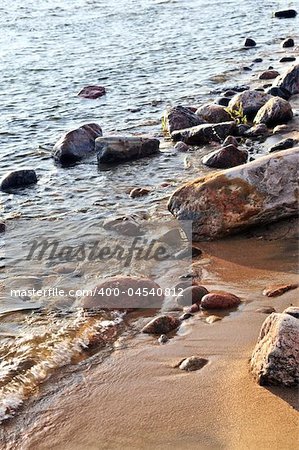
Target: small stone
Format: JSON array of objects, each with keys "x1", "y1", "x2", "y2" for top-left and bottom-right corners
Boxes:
[
  {"x1": 274, "y1": 10, "x2": 297, "y2": 19},
  {"x1": 269, "y1": 138, "x2": 295, "y2": 152},
  {"x1": 259, "y1": 70, "x2": 280, "y2": 80},
  {"x1": 244, "y1": 38, "x2": 256, "y2": 47},
  {"x1": 179, "y1": 312, "x2": 194, "y2": 321},
  {"x1": 174, "y1": 141, "x2": 190, "y2": 152},
  {"x1": 201, "y1": 292, "x2": 241, "y2": 310},
  {"x1": 272, "y1": 124, "x2": 290, "y2": 134},
  {"x1": 171, "y1": 121, "x2": 237, "y2": 146},
  {"x1": 263, "y1": 284, "x2": 298, "y2": 297},
  {"x1": 0, "y1": 169, "x2": 38, "y2": 192},
  {"x1": 129, "y1": 187, "x2": 151, "y2": 198},
  {"x1": 176, "y1": 285, "x2": 209, "y2": 307},
  {"x1": 206, "y1": 315, "x2": 222, "y2": 324},
  {"x1": 256, "y1": 307, "x2": 276, "y2": 314},
  {"x1": 282, "y1": 38, "x2": 295, "y2": 48},
  {"x1": 78, "y1": 85, "x2": 106, "y2": 99},
  {"x1": 253, "y1": 58, "x2": 263, "y2": 63},
  {"x1": 142, "y1": 315, "x2": 180, "y2": 334},
  {"x1": 280, "y1": 56, "x2": 296, "y2": 63},
  {"x1": 283, "y1": 306, "x2": 299, "y2": 319},
  {"x1": 179, "y1": 356, "x2": 208, "y2": 372},
  {"x1": 158, "y1": 334, "x2": 169, "y2": 344}
]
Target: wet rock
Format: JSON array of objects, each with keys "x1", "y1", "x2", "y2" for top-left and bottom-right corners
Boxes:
[
  {"x1": 168, "y1": 148, "x2": 299, "y2": 240},
  {"x1": 158, "y1": 334, "x2": 169, "y2": 344},
  {"x1": 282, "y1": 38, "x2": 295, "y2": 48},
  {"x1": 280, "y1": 56, "x2": 296, "y2": 63},
  {"x1": 78, "y1": 85, "x2": 106, "y2": 99},
  {"x1": 274, "y1": 9, "x2": 297, "y2": 19},
  {"x1": 176, "y1": 285, "x2": 209, "y2": 307},
  {"x1": 179, "y1": 356, "x2": 208, "y2": 372},
  {"x1": 259, "y1": 70, "x2": 279, "y2": 80},
  {"x1": 263, "y1": 283, "x2": 298, "y2": 297},
  {"x1": 179, "y1": 312, "x2": 193, "y2": 321},
  {"x1": 244, "y1": 123, "x2": 268, "y2": 137},
  {"x1": 223, "y1": 135, "x2": 239, "y2": 147},
  {"x1": 164, "y1": 106, "x2": 204, "y2": 134},
  {"x1": 188, "y1": 303, "x2": 200, "y2": 313},
  {"x1": 228, "y1": 90, "x2": 272, "y2": 120},
  {"x1": 272, "y1": 124, "x2": 290, "y2": 134},
  {"x1": 256, "y1": 307, "x2": 276, "y2": 314},
  {"x1": 284, "y1": 306, "x2": 299, "y2": 319},
  {"x1": 215, "y1": 97, "x2": 230, "y2": 107},
  {"x1": 244, "y1": 38, "x2": 256, "y2": 47},
  {"x1": 236, "y1": 124, "x2": 251, "y2": 136},
  {"x1": 81, "y1": 277, "x2": 164, "y2": 309},
  {"x1": 223, "y1": 90, "x2": 237, "y2": 97},
  {"x1": 195, "y1": 104, "x2": 231, "y2": 124},
  {"x1": 269, "y1": 138, "x2": 295, "y2": 152},
  {"x1": 53, "y1": 123, "x2": 102, "y2": 164},
  {"x1": 103, "y1": 215, "x2": 143, "y2": 236},
  {"x1": 0, "y1": 169, "x2": 37, "y2": 192},
  {"x1": 201, "y1": 292, "x2": 241, "y2": 310},
  {"x1": 171, "y1": 122, "x2": 237, "y2": 145},
  {"x1": 206, "y1": 315, "x2": 222, "y2": 324},
  {"x1": 243, "y1": 67, "x2": 252, "y2": 71},
  {"x1": 202, "y1": 145, "x2": 248, "y2": 169},
  {"x1": 253, "y1": 58, "x2": 263, "y2": 63},
  {"x1": 174, "y1": 141, "x2": 190, "y2": 152},
  {"x1": 142, "y1": 315, "x2": 180, "y2": 334},
  {"x1": 129, "y1": 187, "x2": 151, "y2": 198},
  {"x1": 0, "y1": 222, "x2": 5, "y2": 233},
  {"x1": 96, "y1": 136, "x2": 160, "y2": 164},
  {"x1": 250, "y1": 312, "x2": 299, "y2": 386},
  {"x1": 254, "y1": 97, "x2": 293, "y2": 127},
  {"x1": 266, "y1": 86, "x2": 291, "y2": 101},
  {"x1": 274, "y1": 64, "x2": 299, "y2": 95}
]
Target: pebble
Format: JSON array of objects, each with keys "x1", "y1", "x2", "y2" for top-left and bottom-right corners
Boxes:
[
  {"x1": 206, "y1": 315, "x2": 222, "y2": 324},
  {"x1": 179, "y1": 356, "x2": 209, "y2": 372},
  {"x1": 259, "y1": 70, "x2": 280, "y2": 80},
  {"x1": 158, "y1": 334, "x2": 169, "y2": 344},
  {"x1": 274, "y1": 10, "x2": 297, "y2": 19},
  {"x1": 244, "y1": 38, "x2": 256, "y2": 47},
  {"x1": 174, "y1": 141, "x2": 190, "y2": 152}
]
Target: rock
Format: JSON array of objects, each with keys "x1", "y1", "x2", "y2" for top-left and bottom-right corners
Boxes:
[
  {"x1": 168, "y1": 148, "x2": 299, "y2": 240},
  {"x1": 274, "y1": 9, "x2": 297, "y2": 19},
  {"x1": 216, "y1": 97, "x2": 230, "y2": 107},
  {"x1": 253, "y1": 58, "x2": 263, "y2": 63},
  {"x1": 158, "y1": 334, "x2": 169, "y2": 344},
  {"x1": 274, "y1": 64, "x2": 299, "y2": 95},
  {"x1": 228, "y1": 90, "x2": 272, "y2": 120},
  {"x1": 254, "y1": 97, "x2": 293, "y2": 127},
  {"x1": 174, "y1": 141, "x2": 190, "y2": 152},
  {"x1": 0, "y1": 169, "x2": 38, "y2": 191},
  {"x1": 179, "y1": 356, "x2": 208, "y2": 372},
  {"x1": 179, "y1": 312, "x2": 193, "y2": 321},
  {"x1": 195, "y1": 104, "x2": 231, "y2": 123},
  {"x1": 129, "y1": 187, "x2": 151, "y2": 198},
  {"x1": 256, "y1": 307, "x2": 276, "y2": 314},
  {"x1": 223, "y1": 90, "x2": 237, "y2": 97},
  {"x1": 244, "y1": 38, "x2": 256, "y2": 47},
  {"x1": 202, "y1": 145, "x2": 248, "y2": 169},
  {"x1": 282, "y1": 38, "x2": 295, "y2": 48},
  {"x1": 201, "y1": 292, "x2": 241, "y2": 310},
  {"x1": 272, "y1": 124, "x2": 290, "y2": 134},
  {"x1": 206, "y1": 315, "x2": 222, "y2": 324},
  {"x1": 188, "y1": 303, "x2": 200, "y2": 314},
  {"x1": 243, "y1": 67, "x2": 252, "y2": 72},
  {"x1": 263, "y1": 283, "x2": 298, "y2": 297},
  {"x1": 280, "y1": 56, "x2": 296, "y2": 63},
  {"x1": 78, "y1": 85, "x2": 106, "y2": 99},
  {"x1": 102, "y1": 215, "x2": 142, "y2": 236},
  {"x1": 250, "y1": 312, "x2": 299, "y2": 386},
  {"x1": 259, "y1": 70, "x2": 279, "y2": 80},
  {"x1": 244, "y1": 123, "x2": 268, "y2": 137},
  {"x1": 164, "y1": 106, "x2": 204, "y2": 134},
  {"x1": 236, "y1": 124, "x2": 251, "y2": 136},
  {"x1": 171, "y1": 122, "x2": 237, "y2": 145},
  {"x1": 176, "y1": 285, "x2": 209, "y2": 307},
  {"x1": 223, "y1": 136, "x2": 239, "y2": 147},
  {"x1": 53, "y1": 123, "x2": 102, "y2": 164},
  {"x1": 96, "y1": 136, "x2": 160, "y2": 164},
  {"x1": 81, "y1": 276, "x2": 164, "y2": 309},
  {"x1": 0, "y1": 222, "x2": 5, "y2": 233},
  {"x1": 269, "y1": 138, "x2": 295, "y2": 152},
  {"x1": 266, "y1": 86, "x2": 291, "y2": 101},
  {"x1": 142, "y1": 315, "x2": 180, "y2": 334},
  {"x1": 284, "y1": 306, "x2": 299, "y2": 319}
]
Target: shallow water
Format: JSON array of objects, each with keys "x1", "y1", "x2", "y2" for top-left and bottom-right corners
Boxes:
[{"x1": 0, "y1": 0, "x2": 298, "y2": 422}]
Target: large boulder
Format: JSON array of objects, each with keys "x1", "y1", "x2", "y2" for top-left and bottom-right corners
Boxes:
[
  {"x1": 254, "y1": 97, "x2": 293, "y2": 127},
  {"x1": 96, "y1": 136, "x2": 160, "y2": 164},
  {"x1": 250, "y1": 312, "x2": 299, "y2": 386},
  {"x1": 171, "y1": 122, "x2": 237, "y2": 145},
  {"x1": 164, "y1": 106, "x2": 204, "y2": 134},
  {"x1": 0, "y1": 169, "x2": 37, "y2": 192},
  {"x1": 195, "y1": 104, "x2": 231, "y2": 123},
  {"x1": 168, "y1": 148, "x2": 299, "y2": 241},
  {"x1": 228, "y1": 90, "x2": 272, "y2": 120},
  {"x1": 202, "y1": 145, "x2": 248, "y2": 169},
  {"x1": 53, "y1": 123, "x2": 102, "y2": 164},
  {"x1": 274, "y1": 64, "x2": 299, "y2": 96}
]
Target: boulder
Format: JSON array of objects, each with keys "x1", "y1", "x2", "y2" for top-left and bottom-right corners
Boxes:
[
  {"x1": 201, "y1": 292, "x2": 241, "y2": 309},
  {"x1": 274, "y1": 64, "x2": 299, "y2": 95},
  {"x1": 195, "y1": 104, "x2": 231, "y2": 123},
  {"x1": 176, "y1": 285, "x2": 209, "y2": 307},
  {"x1": 259, "y1": 70, "x2": 279, "y2": 80},
  {"x1": 266, "y1": 86, "x2": 291, "y2": 101},
  {"x1": 0, "y1": 169, "x2": 37, "y2": 192},
  {"x1": 228, "y1": 90, "x2": 272, "y2": 120},
  {"x1": 171, "y1": 122, "x2": 237, "y2": 145},
  {"x1": 282, "y1": 38, "x2": 294, "y2": 48},
  {"x1": 254, "y1": 97, "x2": 293, "y2": 127},
  {"x1": 142, "y1": 315, "x2": 180, "y2": 334},
  {"x1": 164, "y1": 106, "x2": 204, "y2": 134},
  {"x1": 202, "y1": 145, "x2": 248, "y2": 169},
  {"x1": 244, "y1": 123, "x2": 268, "y2": 137},
  {"x1": 274, "y1": 10, "x2": 297, "y2": 19},
  {"x1": 78, "y1": 85, "x2": 106, "y2": 99},
  {"x1": 96, "y1": 136, "x2": 160, "y2": 164},
  {"x1": 53, "y1": 123, "x2": 102, "y2": 164},
  {"x1": 244, "y1": 38, "x2": 256, "y2": 47},
  {"x1": 179, "y1": 356, "x2": 208, "y2": 371},
  {"x1": 250, "y1": 312, "x2": 299, "y2": 386},
  {"x1": 168, "y1": 148, "x2": 299, "y2": 240},
  {"x1": 269, "y1": 138, "x2": 296, "y2": 152}
]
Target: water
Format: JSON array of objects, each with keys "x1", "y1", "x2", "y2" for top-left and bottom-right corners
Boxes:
[{"x1": 0, "y1": 0, "x2": 298, "y2": 422}]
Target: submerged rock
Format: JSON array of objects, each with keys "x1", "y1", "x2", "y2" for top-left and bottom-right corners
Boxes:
[
  {"x1": 201, "y1": 292, "x2": 241, "y2": 310},
  {"x1": 78, "y1": 85, "x2": 106, "y2": 99},
  {"x1": 269, "y1": 138, "x2": 295, "y2": 152},
  {"x1": 168, "y1": 148, "x2": 299, "y2": 240},
  {"x1": 179, "y1": 356, "x2": 208, "y2": 372},
  {"x1": 171, "y1": 122, "x2": 237, "y2": 145},
  {"x1": 202, "y1": 145, "x2": 248, "y2": 169},
  {"x1": 259, "y1": 70, "x2": 279, "y2": 80},
  {"x1": 195, "y1": 104, "x2": 231, "y2": 123},
  {"x1": 0, "y1": 169, "x2": 37, "y2": 191},
  {"x1": 274, "y1": 64, "x2": 299, "y2": 95},
  {"x1": 244, "y1": 38, "x2": 256, "y2": 47},
  {"x1": 164, "y1": 106, "x2": 204, "y2": 134},
  {"x1": 254, "y1": 97, "x2": 293, "y2": 127},
  {"x1": 282, "y1": 38, "x2": 295, "y2": 48},
  {"x1": 250, "y1": 312, "x2": 299, "y2": 386},
  {"x1": 53, "y1": 123, "x2": 102, "y2": 164},
  {"x1": 274, "y1": 10, "x2": 297, "y2": 19},
  {"x1": 96, "y1": 136, "x2": 160, "y2": 164},
  {"x1": 228, "y1": 90, "x2": 272, "y2": 120},
  {"x1": 142, "y1": 315, "x2": 180, "y2": 334}
]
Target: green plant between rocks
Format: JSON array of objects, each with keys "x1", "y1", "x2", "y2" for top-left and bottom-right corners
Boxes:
[
  {"x1": 161, "y1": 112, "x2": 169, "y2": 136},
  {"x1": 225, "y1": 105, "x2": 248, "y2": 124}
]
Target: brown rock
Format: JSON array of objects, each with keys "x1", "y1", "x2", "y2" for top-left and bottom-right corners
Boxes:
[
  {"x1": 223, "y1": 135, "x2": 239, "y2": 147},
  {"x1": 256, "y1": 307, "x2": 276, "y2": 314},
  {"x1": 129, "y1": 187, "x2": 151, "y2": 198},
  {"x1": 274, "y1": 64, "x2": 299, "y2": 95},
  {"x1": 142, "y1": 315, "x2": 180, "y2": 334},
  {"x1": 201, "y1": 292, "x2": 241, "y2": 310},
  {"x1": 244, "y1": 123, "x2": 268, "y2": 137},
  {"x1": 259, "y1": 70, "x2": 280, "y2": 80},
  {"x1": 228, "y1": 90, "x2": 272, "y2": 120},
  {"x1": 176, "y1": 285, "x2": 209, "y2": 307},
  {"x1": 174, "y1": 142, "x2": 190, "y2": 152},
  {"x1": 164, "y1": 106, "x2": 205, "y2": 134},
  {"x1": 202, "y1": 145, "x2": 248, "y2": 169},
  {"x1": 263, "y1": 283, "x2": 298, "y2": 297},
  {"x1": 171, "y1": 122, "x2": 237, "y2": 145},
  {"x1": 254, "y1": 97, "x2": 293, "y2": 127},
  {"x1": 0, "y1": 169, "x2": 38, "y2": 192},
  {"x1": 195, "y1": 104, "x2": 231, "y2": 123},
  {"x1": 96, "y1": 136, "x2": 160, "y2": 164},
  {"x1": 179, "y1": 356, "x2": 208, "y2": 371},
  {"x1": 78, "y1": 85, "x2": 106, "y2": 99}
]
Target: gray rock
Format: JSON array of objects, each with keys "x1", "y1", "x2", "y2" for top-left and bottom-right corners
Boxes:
[
  {"x1": 179, "y1": 356, "x2": 208, "y2": 372},
  {"x1": 158, "y1": 334, "x2": 169, "y2": 344},
  {"x1": 269, "y1": 138, "x2": 295, "y2": 152},
  {"x1": 284, "y1": 306, "x2": 299, "y2": 319},
  {"x1": 96, "y1": 136, "x2": 160, "y2": 164},
  {"x1": 164, "y1": 106, "x2": 204, "y2": 134},
  {"x1": 202, "y1": 145, "x2": 248, "y2": 169},
  {"x1": 168, "y1": 148, "x2": 299, "y2": 241},
  {"x1": 53, "y1": 123, "x2": 102, "y2": 164},
  {"x1": 195, "y1": 104, "x2": 231, "y2": 123},
  {"x1": 171, "y1": 121, "x2": 237, "y2": 145},
  {"x1": 244, "y1": 123, "x2": 268, "y2": 137},
  {"x1": 282, "y1": 38, "x2": 295, "y2": 48},
  {"x1": 142, "y1": 315, "x2": 181, "y2": 334},
  {"x1": 255, "y1": 307, "x2": 276, "y2": 314},
  {"x1": 274, "y1": 64, "x2": 299, "y2": 95},
  {"x1": 228, "y1": 90, "x2": 272, "y2": 120},
  {"x1": 250, "y1": 312, "x2": 299, "y2": 386},
  {"x1": 236, "y1": 124, "x2": 251, "y2": 136},
  {"x1": 176, "y1": 285, "x2": 209, "y2": 307},
  {"x1": 254, "y1": 97, "x2": 293, "y2": 127},
  {"x1": 0, "y1": 169, "x2": 37, "y2": 192},
  {"x1": 174, "y1": 141, "x2": 190, "y2": 152}
]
